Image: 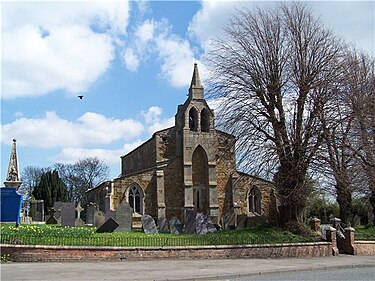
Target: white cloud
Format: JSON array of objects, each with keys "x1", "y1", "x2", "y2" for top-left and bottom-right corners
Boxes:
[
  {"x1": 1, "y1": 1, "x2": 130, "y2": 99},
  {"x1": 123, "y1": 48, "x2": 140, "y2": 72},
  {"x1": 141, "y1": 106, "x2": 175, "y2": 135},
  {"x1": 136, "y1": 19, "x2": 155, "y2": 43},
  {"x1": 1, "y1": 111, "x2": 144, "y2": 148},
  {"x1": 53, "y1": 141, "x2": 144, "y2": 165}
]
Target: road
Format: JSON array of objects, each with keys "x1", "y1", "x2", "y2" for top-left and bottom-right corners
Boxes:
[{"x1": 1, "y1": 255, "x2": 374, "y2": 281}]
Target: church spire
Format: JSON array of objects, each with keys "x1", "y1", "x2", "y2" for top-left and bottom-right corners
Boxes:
[
  {"x1": 4, "y1": 139, "x2": 22, "y2": 189},
  {"x1": 188, "y1": 63, "x2": 204, "y2": 100}
]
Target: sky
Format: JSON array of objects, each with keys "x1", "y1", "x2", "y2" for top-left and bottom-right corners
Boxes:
[{"x1": 1, "y1": 0, "x2": 374, "y2": 182}]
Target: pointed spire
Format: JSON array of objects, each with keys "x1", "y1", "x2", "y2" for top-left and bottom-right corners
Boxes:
[
  {"x1": 189, "y1": 63, "x2": 204, "y2": 100},
  {"x1": 4, "y1": 139, "x2": 22, "y2": 189}
]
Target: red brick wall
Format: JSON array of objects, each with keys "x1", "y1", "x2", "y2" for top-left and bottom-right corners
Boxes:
[{"x1": 355, "y1": 241, "x2": 375, "y2": 255}]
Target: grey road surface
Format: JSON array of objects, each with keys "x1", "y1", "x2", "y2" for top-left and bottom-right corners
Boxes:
[{"x1": 1, "y1": 255, "x2": 374, "y2": 281}]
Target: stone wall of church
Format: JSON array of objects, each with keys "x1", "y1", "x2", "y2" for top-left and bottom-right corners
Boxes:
[
  {"x1": 121, "y1": 138, "x2": 156, "y2": 176},
  {"x1": 216, "y1": 132, "x2": 237, "y2": 220},
  {"x1": 233, "y1": 175, "x2": 277, "y2": 224},
  {"x1": 86, "y1": 181, "x2": 110, "y2": 212},
  {"x1": 112, "y1": 170, "x2": 157, "y2": 218}
]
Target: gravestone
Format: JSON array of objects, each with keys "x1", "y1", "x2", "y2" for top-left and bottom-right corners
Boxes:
[
  {"x1": 185, "y1": 210, "x2": 197, "y2": 234},
  {"x1": 105, "y1": 210, "x2": 115, "y2": 221},
  {"x1": 157, "y1": 217, "x2": 169, "y2": 232},
  {"x1": 94, "y1": 210, "x2": 105, "y2": 228},
  {"x1": 86, "y1": 203, "x2": 98, "y2": 225},
  {"x1": 352, "y1": 215, "x2": 361, "y2": 227},
  {"x1": 61, "y1": 202, "x2": 75, "y2": 227},
  {"x1": 53, "y1": 201, "x2": 63, "y2": 224},
  {"x1": 222, "y1": 213, "x2": 236, "y2": 230},
  {"x1": 115, "y1": 201, "x2": 133, "y2": 232},
  {"x1": 141, "y1": 214, "x2": 158, "y2": 234},
  {"x1": 30, "y1": 200, "x2": 44, "y2": 222},
  {"x1": 169, "y1": 217, "x2": 183, "y2": 235},
  {"x1": 96, "y1": 218, "x2": 119, "y2": 233},
  {"x1": 196, "y1": 212, "x2": 217, "y2": 234},
  {"x1": 235, "y1": 214, "x2": 247, "y2": 230},
  {"x1": 45, "y1": 215, "x2": 57, "y2": 225},
  {"x1": 75, "y1": 202, "x2": 84, "y2": 226}
]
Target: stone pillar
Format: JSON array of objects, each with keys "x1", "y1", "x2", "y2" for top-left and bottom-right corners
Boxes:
[
  {"x1": 344, "y1": 227, "x2": 357, "y2": 255},
  {"x1": 330, "y1": 217, "x2": 341, "y2": 230},
  {"x1": 326, "y1": 226, "x2": 339, "y2": 256},
  {"x1": 310, "y1": 217, "x2": 321, "y2": 232},
  {"x1": 156, "y1": 170, "x2": 166, "y2": 218}
]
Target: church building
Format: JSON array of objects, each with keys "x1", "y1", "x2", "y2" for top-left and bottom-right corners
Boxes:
[{"x1": 87, "y1": 64, "x2": 277, "y2": 226}]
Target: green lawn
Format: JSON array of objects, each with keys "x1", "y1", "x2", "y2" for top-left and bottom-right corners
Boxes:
[
  {"x1": 354, "y1": 225, "x2": 375, "y2": 240},
  {"x1": 0, "y1": 224, "x2": 318, "y2": 247}
]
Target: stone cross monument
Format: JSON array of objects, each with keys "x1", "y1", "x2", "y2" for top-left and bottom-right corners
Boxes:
[{"x1": 4, "y1": 139, "x2": 22, "y2": 190}]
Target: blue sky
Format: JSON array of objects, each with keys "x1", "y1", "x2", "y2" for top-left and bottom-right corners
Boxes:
[{"x1": 1, "y1": 1, "x2": 374, "y2": 181}]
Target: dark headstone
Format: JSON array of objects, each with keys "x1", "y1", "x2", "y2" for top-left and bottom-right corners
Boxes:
[
  {"x1": 94, "y1": 210, "x2": 105, "y2": 228},
  {"x1": 235, "y1": 214, "x2": 247, "y2": 230},
  {"x1": 222, "y1": 213, "x2": 236, "y2": 230},
  {"x1": 141, "y1": 214, "x2": 158, "y2": 234},
  {"x1": 157, "y1": 217, "x2": 169, "y2": 232},
  {"x1": 30, "y1": 200, "x2": 44, "y2": 222},
  {"x1": 196, "y1": 212, "x2": 217, "y2": 234},
  {"x1": 169, "y1": 217, "x2": 183, "y2": 235},
  {"x1": 53, "y1": 201, "x2": 63, "y2": 224},
  {"x1": 61, "y1": 202, "x2": 75, "y2": 227},
  {"x1": 96, "y1": 218, "x2": 119, "y2": 233},
  {"x1": 115, "y1": 201, "x2": 133, "y2": 232},
  {"x1": 86, "y1": 203, "x2": 99, "y2": 225},
  {"x1": 185, "y1": 210, "x2": 197, "y2": 234},
  {"x1": 45, "y1": 215, "x2": 58, "y2": 225}
]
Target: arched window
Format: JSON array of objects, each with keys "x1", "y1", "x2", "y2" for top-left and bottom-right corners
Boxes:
[
  {"x1": 200, "y1": 108, "x2": 210, "y2": 132},
  {"x1": 127, "y1": 185, "x2": 143, "y2": 214},
  {"x1": 189, "y1": 107, "x2": 198, "y2": 131},
  {"x1": 248, "y1": 186, "x2": 261, "y2": 214}
]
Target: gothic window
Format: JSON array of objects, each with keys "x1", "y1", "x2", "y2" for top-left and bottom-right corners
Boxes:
[
  {"x1": 128, "y1": 185, "x2": 143, "y2": 214},
  {"x1": 200, "y1": 108, "x2": 210, "y2": 132},
  {"x1": 189, "y1": 107, "x2": 198, "y2": 131},
  {"x1": 248, "y1": 186, "x2": 261, "y2": 214}
]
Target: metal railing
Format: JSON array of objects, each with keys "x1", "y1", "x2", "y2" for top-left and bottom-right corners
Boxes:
[{"x1": 0, "y1": 233, "x2": 316, "y2": 247}]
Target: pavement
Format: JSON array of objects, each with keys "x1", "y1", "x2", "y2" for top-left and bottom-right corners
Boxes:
[{"x1": 1, "y1": 255, "x2": 374, "y2": 281}]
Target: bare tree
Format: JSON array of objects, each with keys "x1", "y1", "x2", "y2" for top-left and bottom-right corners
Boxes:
[{"x1": 205, "y1": 3, "x2": 343, "y2": 224}]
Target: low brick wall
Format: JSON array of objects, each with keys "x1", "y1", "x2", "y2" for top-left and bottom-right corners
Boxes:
[
  {"x1": 1, "y1": 242, "x2": 331, "y2": 262},
  {"x1": 355, "y1": 241, "x2": 375, "y2": 256}
]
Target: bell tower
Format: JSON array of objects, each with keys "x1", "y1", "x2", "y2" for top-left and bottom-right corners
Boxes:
[{"x1": 175, "y1": 63, "x2": 219, "y2": 223}]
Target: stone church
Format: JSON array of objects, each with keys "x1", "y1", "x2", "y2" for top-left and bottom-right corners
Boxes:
[{"x1": 87, "y1": 64, "x2": 277, "y2": 227}]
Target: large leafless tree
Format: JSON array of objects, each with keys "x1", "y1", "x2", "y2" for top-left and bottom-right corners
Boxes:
[{"x1": 205, "y1": 3, "x2": 344, "y2": 224}]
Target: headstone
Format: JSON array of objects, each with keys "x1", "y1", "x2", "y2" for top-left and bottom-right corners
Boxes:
[
  {"x1": 105, "y1": 209, "x2": 116, "y2": 221},
  {"x1": 45, "y1": 215, "x2": 58, "y2": 225},
  {"x1": 157, "y1": 217, "x2": 169, "y2": 232},
  {"x1": 30, "y1": 200, "x2": 44, "y2": 222},
  {"x1": 61, "y1": 202, "x2": 75, "y2": 227},
  {"x1": 235, "y1": 214, "x2": 247, "y2": 230},
  {"x1": 115, "y1": 201, "x2": 133, "y2": 232},
  {"x1": 185, "y1": 210, "x2": 197, "y2": 234},
  {"x1": 196, "y1": 212, "x2": 217, "y2": 234},
  {"x1": 96, "y1": 218, "x2": 119, "y2": 233},
  {"x1": 53, "y1": 201, "x2": 63, "y2": 224},
  {"x1": 141, "y1": 214, "x2": 158, "y2": 234},
  {"x1": 222, "y1": 213, "x2": 236, "y2": 230},
  {"x1": 94, "y1": 210, "x2": 105, "y2": 228},
  {"x1": 75, "y1": 202, "x2": 85, "y2": 226},
  {"x1": 352, "y1": 215, "x2": 361, "y2": 227},
  {"x1": 86, "y1": 203, "x2": 99, "y2": 225},
  {"x1": 169, "y1": 217, "x2": 183, "y2": 235}
]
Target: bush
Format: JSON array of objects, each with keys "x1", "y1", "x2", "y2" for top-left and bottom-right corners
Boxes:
[{"x1": 284, "y1": 221, "x2": 311, "y2": 237}]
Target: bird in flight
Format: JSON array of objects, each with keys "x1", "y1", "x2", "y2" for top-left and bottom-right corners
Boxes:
[{"x1": 78, "y1": 95, "x2": 84, "y2": 100}]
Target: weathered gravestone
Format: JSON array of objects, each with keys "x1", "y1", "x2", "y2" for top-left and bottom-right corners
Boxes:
[
  {"x1": 222, "y1": 213, "x2": 236, "y2": 230},
  {"x1": 352, "y1": 215, "x2": 361, "y2": 227},
  {"x1": 169, "y1": 216, "x2": 183, "y2": 235},
  {"x1": 75, "y1": 202, "x2": 84, "y2": 226},
  {"x1": 105, "y1": 210, "x2": 115, "y2": 221},
  {"x1": 157, "y1": 217, "x2": 169, "y2": 232},
  {"x1": 30, "y1": 200, "x2": 44, "y2": 222},
  {"x1": 61, "y1": 202, "x2": 75, "y2": 227},
  {"x1": 115, "y1": 201, "x2": 133, "y2": 232},
  {"x1": 96, "y1": 218, "x2": 119, "y2": 233},
  {"x1": 196, "y1": 212, "x2": 217, "y2": 234},
  {"x1": 86, "y1": 203, "x2": 98, "y2": 225},
  {"x1": 141, "y1": 214, "x2": 158, "y2": 234},
  {"x1": 235, "y1": 214, "x2": 247, "y2": 230},
  {"x1": 45, "y1": 215, "x2": 57, "y2": 225},
  {"x1": 94, "y1": 210, "x2": 105, "y2": 228},
  {"x1": 53, "y1": 201, "x2": 63, "y2": 224},
  {"x1": 185, "y1": 210, "x2": 197, "y2": 234}
]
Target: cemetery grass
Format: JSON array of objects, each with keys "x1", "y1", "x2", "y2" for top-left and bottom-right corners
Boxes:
[
  {"x1": 0, "y1": 224, "x2": 319, "y2": 247},
  {"x1": 354, "y1": 224, "x2": 375, "y2": 240}
]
